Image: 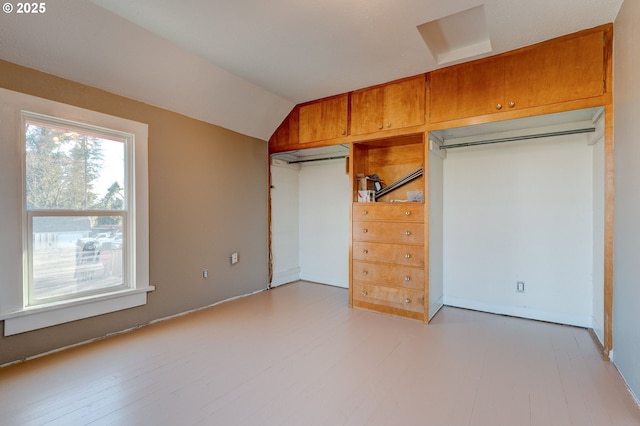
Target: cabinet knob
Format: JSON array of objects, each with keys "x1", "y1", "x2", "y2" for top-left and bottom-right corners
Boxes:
[
  {"x1": 363, "y1": 270, "x2": 368, "y2": 276},
  {"x1": 405, "y1": 230, "x2": 411, "y2": 236},
  {"x1": 405, "y1": 276, "x2": 411, "y2": 281},
  {"x1": 363, "y1": 229, "x2": 368, "y2": 233},
  {"x1": 496, "y1": 103, "x2": 503, "y2": 110},
  {"x1": 378, "y1": 124, "x2": 383, "y2": 129},
  {"x1": 362, "y1": 210, "x2": 368, "y2": 215},
  {"x1": 362, "y1": 249, "x2": 368, "y2": 254},
  {"x1": 404, "y1": 298, "x2": 411, "y2": 304},
  {"x1": 405, "y1": 253, "x2": 411, "y2": 259},
  {"x1": 508, "y1": 101, "x2": 516, "y2": 108},
  {"x1": 386, "y1": 123, "x2": 391, "y2": 128},
  {"x1": 362, "y1": 290, "x2": 368, "y2": 296},
  {"x1": 341, "y1": 130, "x2": 346, "y2": 135},
  {"x1": 405, "y1": 211, "x2": 411, "y2": 216}
]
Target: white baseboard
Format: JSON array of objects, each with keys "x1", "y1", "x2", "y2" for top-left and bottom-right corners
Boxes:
[
  {"x1": 429, "y1": 295, "x2": 444, "y2": 320},
  {"x1": 443, "y1": 296, "x2": 593, "y2": 328},
  {"x1": 271, "y1": 267, "x2": 301, "y2": 287},
  {"x1": 299, "y1": 273, "x2": 348, "y2": 288}
]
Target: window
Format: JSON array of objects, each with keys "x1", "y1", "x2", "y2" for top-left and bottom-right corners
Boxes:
[
  {"x1": 0, "y1": 87, "x2": 151, "y2": 336},
  {"x1": 24, "y1": 113, "x2": 131, "y2": 305}
]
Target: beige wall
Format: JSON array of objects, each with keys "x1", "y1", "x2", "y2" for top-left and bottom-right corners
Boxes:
[
  {"x1": 613, "y1": 0, "x2": 640, "y2": 401},
  {"x1": 0, "y1": 59, "x2": 269, "y2": 365}
]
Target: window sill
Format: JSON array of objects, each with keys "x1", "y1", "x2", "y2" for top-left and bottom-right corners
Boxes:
[{"x1": 1, "y1": 286, "x2": 155, "y2": 336}]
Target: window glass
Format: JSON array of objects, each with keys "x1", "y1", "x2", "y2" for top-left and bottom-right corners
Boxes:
[{"x1": 24, "y1": 115, "x2": 130, "y2": 305}]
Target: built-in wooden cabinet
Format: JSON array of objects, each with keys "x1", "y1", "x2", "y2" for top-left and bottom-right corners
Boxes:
[
  {"x1": 298, "y1": 94, "x2": 349, "y2": 143},
  {"x1": 430, "y1": 28, "x2": 607, "y2": 123},
  {"x1": 269, "y1": 106, "x2": 299, "y2": 150},
  {"x1": 349, "y1": 134, "x2": 427, "y2": 321},
  {"x1": 351, "y1": 75, "x2": 426, "y2": 136}
]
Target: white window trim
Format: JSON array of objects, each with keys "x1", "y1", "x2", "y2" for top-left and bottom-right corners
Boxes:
[{"x1": 0, "y1": 88, "x2": 152, "y2": 336}]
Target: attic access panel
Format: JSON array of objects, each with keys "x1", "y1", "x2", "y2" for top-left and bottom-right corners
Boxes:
[{"x1": 417, "y1": 5, "x2": 492, "y2": 65}]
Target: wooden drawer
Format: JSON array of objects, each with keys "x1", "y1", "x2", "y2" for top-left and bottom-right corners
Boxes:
[
  {"x1": 353, "y1": 221, "x2": 424, "y2": 245},
  {"x1": 353, "y1": 281, "x2": 424, "y2": 314},
  {"x1": 352, "y1": 241, "x2": 424, "y2": 267},
  {"x1": 352, "y1": 261, "x2": 424, "y2": 290},
  {"x1": 353, "y1": 203, "x2": 423, "y2": 222}
]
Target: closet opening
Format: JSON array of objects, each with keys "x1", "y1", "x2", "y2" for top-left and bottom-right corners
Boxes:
[{"x1": 428, "y1": 106, "x2": 606, "y2": 345}]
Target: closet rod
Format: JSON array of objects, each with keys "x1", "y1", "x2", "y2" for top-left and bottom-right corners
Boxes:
[
  {"x1": 440, "y1": 127, "x2": 596, "y2": 150},
  {"x1": 287, "y1": 155, "x2": 348, "y2": 164}
]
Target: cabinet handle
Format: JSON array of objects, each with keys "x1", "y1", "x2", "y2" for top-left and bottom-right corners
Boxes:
[
  {"x1": 508, "y1": 101, "x2": 516, "y2": 108},
  {"x1": 404, "y1": 230, "x2": 411, "y2": 236},
  {"x1": 362, "y1": 249, "x2": 369, "y2": 254},
  {"x1": 404, "y1": 298, "x2": 411, "y2": 304},
  {"x1": 363, "y1": 229, "x2": 368, "y2": 233},
  {"x1": 496, "y1": 103, "x2": 503, "y2": 110},
  {"x1": 362, "y1": 210, "x2": 368, "y2": 215},
  {"x1": 362, "y1": 290, "x2": 368, "y2": 296},
  {"x1": 386, "y1": 123, "x2": 391, "y2": 128},
  {"x1": 404, "y1": 253, "x2": 411, "y2": 259},
  {"x1": 405, "y1": 276, "x2": 411, "y2": 281},
  {"x1": 378, "y1": 124, "x2": 383, "y2": 129},
  {"x1": 341, "y1": 130, "x2": 346, "y2": 135},
  {"x1": 405, "y1": 211, "x2": 411, "y2": 216},
  {"x1": 363, "y1": 270, "x2": 368, "y2": 276}
]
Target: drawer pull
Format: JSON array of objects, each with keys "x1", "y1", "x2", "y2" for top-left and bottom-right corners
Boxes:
[
  {"x1": 363, "y1": 228, "x2": 368, "y2": 234},
  {"x1": 405, "y1": 211, "x2": 411, "y2": 216},
  {"x1": 404, "y1": 253, "x2": 411, "y2": 259},
  {"x1": 363, "y1": 270, "x2": 368, "y2": 276},
  {"x1": 496, "y1": 103, "x2": 503, "y2": 110},
  {"x1": 362, "y1": 210, "x2": 368, "y2": 215},
  {"x1": 362, "y1": 249, "x2": 369, "y2": 254},
  {"x1": 404, "y1": 298, "x2": 411, "y2": 304},
  {"x1": 386, "y1": 123, "x2": 392, "y2": 128},
  {"x1": 362, "y1": 290, "x2": 368, "y2": 296},
  {"x1": 405, "y1": 276, "x2": 411, "y2": 281},
  {"x1": 378, "y1": 124, "x2": 383, "y2": 129},
  {"x1": 404, "y1": 230, "x2": 411, "y2": 236},
  {"x1": 508, "y1": 101, "x2": 516, "y2": 108}
]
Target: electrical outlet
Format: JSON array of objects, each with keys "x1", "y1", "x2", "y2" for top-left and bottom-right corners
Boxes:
[
  {"x1": 231, "y1": 252, "x2": 239, "y2": 265},
  {"x1": 516, "y1": 281, "x2": 525, "y2": 293},
  {"x1": 203, "y1": 269, "x2": 208, "y2": 278}
]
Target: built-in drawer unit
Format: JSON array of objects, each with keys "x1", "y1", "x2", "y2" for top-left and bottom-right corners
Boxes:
[
  {"x1": 352, "y1": 241, "x2": 424, "y2": 267},
  {"x1": 352, "y1": 204, "x2": 424, "y2": 222},
  {"x1": 353, "y1": 281, "x2": 425, "y2": 315},
  {"x1": 352, "y1": 220, "x2": 424, "y2": 245},
  {"x1": 352, "y1": 261, "x2": 424, "y2": 290}
]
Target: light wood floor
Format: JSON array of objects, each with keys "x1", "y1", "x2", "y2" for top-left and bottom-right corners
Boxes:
[{"x1": 1, "y1": 281, "x2": 639, "y2": 426}]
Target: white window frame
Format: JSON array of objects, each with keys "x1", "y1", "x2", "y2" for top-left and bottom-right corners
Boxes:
[{"x1": 0, "y1": 88, "x2": 152, "y2": 336}]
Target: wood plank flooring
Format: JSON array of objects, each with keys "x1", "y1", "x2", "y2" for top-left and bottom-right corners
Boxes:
[{"x1": 1, "y1": 281, "x2": 639, "y2": 425}]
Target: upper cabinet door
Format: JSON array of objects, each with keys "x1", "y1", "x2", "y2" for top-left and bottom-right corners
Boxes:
[
  {"x1": 504, "y1": 30, "x2": 605, "y2": 110},
  {"x1": 383, "y1": 76, "x2": 426, "y2": 131},
  {"x1": 430, "y1": 57, "x2": 505, "y2": 123},
  {"x1": 298, "y1": 94, "x2": 349, "y2": 143},
  {"x1": 430, "y1": 28, "x2": 607, "y2": 124},
  {"x1": 351, "y1": 86, "x2": 384, "y2": 136},
  {"x1": 351, "y1": 75, "x2": 426, "y2": 136}
]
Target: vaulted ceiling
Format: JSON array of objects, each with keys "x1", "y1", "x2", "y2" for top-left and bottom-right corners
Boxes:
[{"x1": 0, "y1": 0, "x2": 623, "y2": 140}]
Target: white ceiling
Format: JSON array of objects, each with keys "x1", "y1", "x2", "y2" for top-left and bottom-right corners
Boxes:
[{"x1": 0, "y1": 0, "x2": 623, "y2": 140}]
